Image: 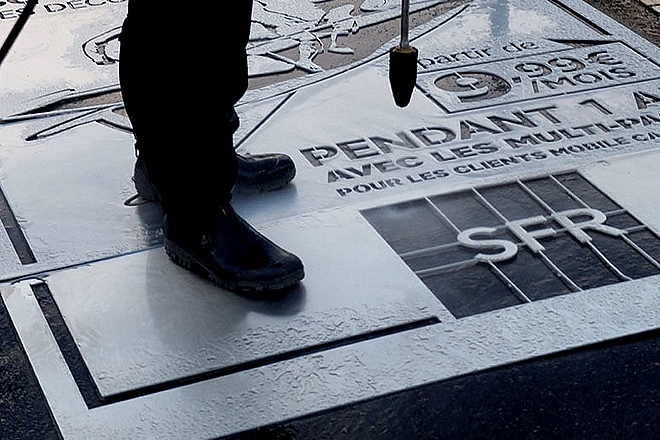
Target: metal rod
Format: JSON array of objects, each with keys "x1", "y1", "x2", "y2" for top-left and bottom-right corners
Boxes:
[{"x1": 400, "y1": 0, "x2": 410, "y2": 48}]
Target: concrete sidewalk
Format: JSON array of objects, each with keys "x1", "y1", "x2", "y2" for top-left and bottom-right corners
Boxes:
[{"x1": 2, "y1": 0, "x2": 660, "y2": 438}]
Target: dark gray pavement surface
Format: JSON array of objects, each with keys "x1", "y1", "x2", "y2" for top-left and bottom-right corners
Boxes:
[{"x1": 586, "y1": 0, "x2": 660, "y2": 44}]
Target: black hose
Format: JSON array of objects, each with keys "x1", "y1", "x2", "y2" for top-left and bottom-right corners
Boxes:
[{"x1": 0, "y1": 0, "x2": 39, "y2": 68}]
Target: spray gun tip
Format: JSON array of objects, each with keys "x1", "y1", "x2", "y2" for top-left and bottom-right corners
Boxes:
[{"x1": 389, "y1": 45, "x2": 418, "y2": 108}]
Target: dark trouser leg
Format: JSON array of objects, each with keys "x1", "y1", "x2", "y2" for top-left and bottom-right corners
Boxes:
[
  {"x1": 119, "y1": 15, "x2": 237, "y2": 215},
  {"x1": 119, "y1": 7, "x2": 304, "y2": 292}
]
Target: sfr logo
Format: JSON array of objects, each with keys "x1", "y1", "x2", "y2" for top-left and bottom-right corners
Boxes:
[{"x1": 458, "y1": 208, "x2": 624, "y2": 262}]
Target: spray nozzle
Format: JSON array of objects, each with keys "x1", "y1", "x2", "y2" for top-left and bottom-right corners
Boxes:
[{"x1": 388, "y1": 0, "x2": 418, "y2": 108}]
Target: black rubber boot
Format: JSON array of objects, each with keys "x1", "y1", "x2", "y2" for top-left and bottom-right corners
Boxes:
[
  {"x1": 235, "y1": 153, "x2": 296, "y2": 193},
  {"x1": 163, "y1": 204, "x2": 304, "y2": 292},
  {"x1": 133, "y1": 153, "x2": 296, "y2": 201}
]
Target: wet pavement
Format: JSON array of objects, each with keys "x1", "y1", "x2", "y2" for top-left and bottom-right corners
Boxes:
[{"x1": 2, "y1": 1, "x2": 660, "y2": 438}]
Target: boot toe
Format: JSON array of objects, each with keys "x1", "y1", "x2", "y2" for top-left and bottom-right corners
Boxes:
[{"x1": 235, "y1": 153, "x2": 296, "y2": 193}]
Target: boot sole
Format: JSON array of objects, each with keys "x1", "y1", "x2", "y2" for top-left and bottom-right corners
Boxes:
[{"x1": 164, "y1": 238, "x2": 304, "y2": 293}]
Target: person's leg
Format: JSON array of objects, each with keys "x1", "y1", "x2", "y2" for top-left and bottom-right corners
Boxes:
[
  {"x1": 122, "y1": 6, "x2": 296, "y2": 198},
  {"x1": 120, "y1": 7, "x2": 237, "y2": 207},
  {"x1": 119, "y1": 5, "x2": 304, "y2": 291}
]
